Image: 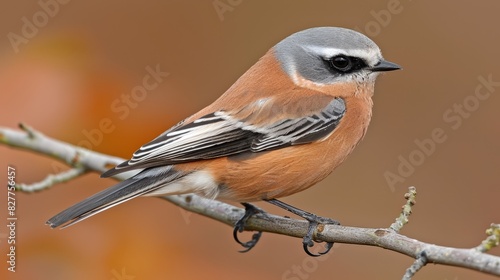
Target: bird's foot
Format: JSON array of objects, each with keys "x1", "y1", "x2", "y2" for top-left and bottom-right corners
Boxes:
[
  {"x1": 233, "y1": 202, "x2": 266, "y2": 253},
  {"x1": 301, "y1": 214, "x2": 338, "y2": 256},
  {"x1": 265, "y1": 199, "x2": 340, "y2": 257}
]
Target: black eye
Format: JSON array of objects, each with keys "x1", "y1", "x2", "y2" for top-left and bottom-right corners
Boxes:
[{"x1": 329, "y1": 55, "x2": 352, "y2": 72}]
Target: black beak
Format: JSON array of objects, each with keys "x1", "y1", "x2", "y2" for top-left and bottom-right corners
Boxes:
[{"x1": 370, "y1": 59, "x2": 401, "y2": 72}]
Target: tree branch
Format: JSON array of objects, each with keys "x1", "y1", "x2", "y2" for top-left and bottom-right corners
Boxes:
[{"x1": 1, "y1": 124, "x2": 499, "y2": 279}]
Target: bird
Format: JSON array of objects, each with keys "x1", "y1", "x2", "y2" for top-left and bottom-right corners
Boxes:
[{"x1": 47, "y1": 26, "x2": 400, "y2": 256}]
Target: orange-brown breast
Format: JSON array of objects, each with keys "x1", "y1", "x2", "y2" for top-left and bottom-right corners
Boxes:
[{"x1": 175, "y1": 49, "x2": 374, "y2": 202}]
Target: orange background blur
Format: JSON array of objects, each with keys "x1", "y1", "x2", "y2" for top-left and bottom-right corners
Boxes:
[{"x1": 1, "y1": 1, "x2": 499, "y2": 280}]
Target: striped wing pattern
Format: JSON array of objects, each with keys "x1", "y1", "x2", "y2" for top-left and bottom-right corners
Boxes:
[{"x1": 101, "y1": 97, "x2": 345, "y2": 177}]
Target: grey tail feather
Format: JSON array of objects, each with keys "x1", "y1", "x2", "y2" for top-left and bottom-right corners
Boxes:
[{"x1": 46, "y1": 167, "x2": 183, "y2": 229}]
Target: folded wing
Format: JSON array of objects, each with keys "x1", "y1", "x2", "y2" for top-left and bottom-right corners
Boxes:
[{"x1": 102, "y1": 97, "x2": 346, "y2": 178}]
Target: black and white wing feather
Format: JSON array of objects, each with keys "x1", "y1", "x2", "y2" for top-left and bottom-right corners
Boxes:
[{"x1": 101, "y1": 97, "x2": 346, "y2": 178}]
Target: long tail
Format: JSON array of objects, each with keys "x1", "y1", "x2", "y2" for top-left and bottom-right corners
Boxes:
[{"x1": 46, "y1": 166, "x2": 184, "y2": 229}]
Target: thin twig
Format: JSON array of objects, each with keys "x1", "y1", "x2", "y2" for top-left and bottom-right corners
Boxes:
[
  {"x1": 16, "y1": 167, "x2": 87, "y2": 192},
  {"x1": 390, "y1": 186, "x2": 417, "y2": 232},
  {"x1": 475, "y1": 223, "x2": 500, "y2": 253},
  {"x1": 402, "y1": 251, "x2": 428, "y2": 280},
  {"x1": 1, "y1": 124, "x2": 499, "y2": 278}
]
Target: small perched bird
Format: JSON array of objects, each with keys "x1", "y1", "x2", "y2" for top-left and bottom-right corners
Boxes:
[{"x1": 47, "y1": 27, "x2": 400, "y2": 255}]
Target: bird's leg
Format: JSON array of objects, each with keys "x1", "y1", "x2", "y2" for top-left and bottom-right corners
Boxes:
[
  {"x1": 233, "y1": 202, "x2": 265, "y2": 252},
  {"x1": 265, "y1": 198, "x2": 339, "y2": 257}
]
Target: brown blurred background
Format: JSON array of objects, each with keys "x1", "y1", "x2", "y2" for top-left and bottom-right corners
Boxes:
[{"x1": 1, "y1": 1, "x2": 499, "y2": 279}]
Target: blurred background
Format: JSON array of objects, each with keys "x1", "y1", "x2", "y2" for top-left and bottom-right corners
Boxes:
[{"x1": 1, "y1": 1, "x2": 499, "y2": 279}]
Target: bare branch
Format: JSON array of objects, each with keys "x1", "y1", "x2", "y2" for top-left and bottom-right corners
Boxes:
[
  {"x1": 1, "y1": 124, "x2": 499, "y2": 278},
  {"x1": 1, "y1": 123, "x2": 140, "y2": 185}
]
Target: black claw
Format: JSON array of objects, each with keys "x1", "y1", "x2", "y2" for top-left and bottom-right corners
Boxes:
[
  {"x1": 234, "y1": 231, "x2": 262, "y2": 253},
  {"x1": 265, "y1": 199, "x2": 340, "y2": 257},
  {"x1": 301, "y1": 217, "x2": 338, "y2": 257},
  {"x1": 319, "y1": 241, "x2": 334, "y2": 255},
  {"x1": 302, "y1": 220, "x2": 318, "y2": 256},
  {"x1": 232, "y1": 203, "x2": 265, "y2": 253},
  {"x1": 304, "y1": 244, "x2": 319, "y2": 257},
  {"x1": 302, "y1": 220, "x2": 334, "y2": 257},
  {"x1": 303, "y1": 241, "x2": 334, "y2": 257}
]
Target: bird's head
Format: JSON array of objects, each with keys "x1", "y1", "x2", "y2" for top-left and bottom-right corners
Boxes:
[{"x1": 274, "y1": 27, "x2": 400, "y2": 90}]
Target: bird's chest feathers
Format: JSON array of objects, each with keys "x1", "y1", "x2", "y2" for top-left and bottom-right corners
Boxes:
[{"x1": 324, "y1": 94, "x2": 373, "y2": 157}]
